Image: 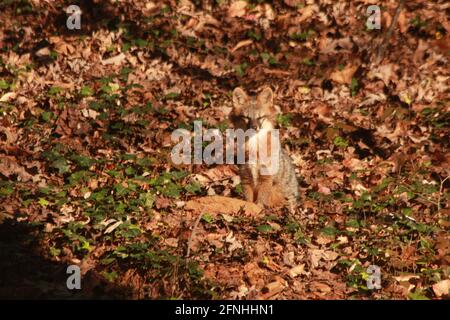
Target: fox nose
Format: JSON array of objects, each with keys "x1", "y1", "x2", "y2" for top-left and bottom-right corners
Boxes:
[{"x1": 250, "y1": 119, "x2": 258, "y2": 129}]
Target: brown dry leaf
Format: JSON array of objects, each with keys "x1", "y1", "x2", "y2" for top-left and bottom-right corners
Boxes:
[
  {"x1": 319, "y1": 37, "x2": 353, "y2": 55},
  {"x1": 398, "y1": 10, "x2": 408, "y2": 33},
  {"x1": 284, "y1": 0, "x2": 303, "y2": 8},
  {"x1": 435, "y1": 234, "x2": 450, "y2": 265},
  {"x1": 0, "y1": 156, "x2": 33, "y2": 182},
  {"x1": 262, "y1": 3, "x2": 275, "y2": 20},
  {"x1": 312, "y1": 103, "x2": 333, "y2": 124},
  {"x1": 309, "y1": 249, "x2": 339, "y2": 268},
  {"x1": 231, "y1": 39, "x2": 253, "y2": 53},
  {"x1": 229, "y1": 285, "x2": 250, "y2": 299},
  {"x1": 376, "y1": 122, "x2": 407, "y2": 143},
  {"x1": 317, "y1": 184, "x2": 331, "y2": 195},
  {"x1": 81, "y1": 108, "x2": 99, "y2": 119},
  {"x1": 49, "y1": 37, "x2": 75, "y2": 56},
  {"x1": 0, "y1": 211, "x2": 14, "y2": 224},
  {"x1": 310, "y1": 281, "x2": 332, "y2": 294},
  {"x1": 394, "y1": 274, "x2": 420, "y2": 283},
  {"x1": 330, "y1": 64, "x2": 358, "y2": 84},
  {"x1": 206, "y1": 233, "x2": 224, "y2": 249},
  {"x1": 155, "y1": 197, "x2": 171, "y2": 209},
  {"x1": 260, "y1": 277, "x2": 287, "y2": 299},
  {"x1": 288, "y1": 264, "x2": 307, "y2": 278},
  {"x1": 368, "y1": 63, "x2": 397, "y2": 86},
  {"x1": 101, "y1": 53, "x2": 126, "y2": 65},
  {"x1": 322, "y1": 250, "x2": 339, "y2": 261},
  {"x1": 225, "y1": 231, "x2": 243, "y2": 253},
  {"x1": 228, "y1": 1, "x2": 247, "y2": 18},
  {"x1": 244, "y1": 262, "x2": 265, "y2": 287},
  {"x1": 337, "y1": 236, "x2": 349, "y2": 244},
  {"x1": 0, "y1": 92, "x2": 16, "y2": 102},
  {"x1": 35, "y1": 47, "x2": 51, "y2": 58},
  {"x1": 315, "y1": 233, "x2": 334, "y2": 245},
  {"x1": 212, "y1": 265, "x2": 243, "y2": 288},
  {"x1": 297, "y1": 5, "x2": 317, "y2": 23},
  {"x1": 191, "y1": 165, "x2": 236, "y2": 185},
  {"x1": 264, "y1": 257, "x2": 282, "y2": 272},
  {"x1": 164, "y1": 238, "x2": 179, "y2": 248},
  {"x1": 432, "y1": 279, "x2": 450, "y2": 298},
  {"x1": 342, "y1": 156, "x2": 365, "y2": 171},
  {"x1": 104, "y1": 220, "x2": 123, "y2": 234},
  {"x1": 0, "y1": 127, "x2": 18, "y2": 146}
]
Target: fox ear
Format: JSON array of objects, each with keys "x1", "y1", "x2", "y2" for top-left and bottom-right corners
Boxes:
[
  {"x1": 258, "y1": 87, "x2": 273, "y2": 107},
  {"x1": 232, "y1": 87, "x2": 248, "y2": 110}
]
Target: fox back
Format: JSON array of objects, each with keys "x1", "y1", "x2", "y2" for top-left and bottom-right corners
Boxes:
[{"x1": 230, "y1": 87, "x2": 299, "y2": 211}]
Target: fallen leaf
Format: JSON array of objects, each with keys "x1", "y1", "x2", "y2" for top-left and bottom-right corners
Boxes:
[
  {"x1": 288, "y1": 264, "x2": 307, "y2": 278},
  {"x1": 228, "y1": 1, "x2": 247, "y2": 18},
  {"x1": 0, "y1": 156, "x2": 33, "y2": 182},
  {"x1": 0, "y1": 92, "x2": 16, "y2": 102},
  {"x1": 231, "y1": 39, "x2": 253, "y2": 53},
  {"x1": 330, "y1": 65, "x2": 358, "y2": 84},
  {"x1": 394, "y1": 274, "x2": 420, "y2": 282},
  {"x1": 164, "y1": 237, "x2": 179, "y2": 248},
  {"x1": 432, "y1": 280, "x2": 450, "y2": 298},
  {"x1": 101, "y1": 53, "x2": 126, "y2": 65},
  {"x1": 310, "y1": 281, "x2": 332, "y2": 293},
  {"x1": 104, "y1": 220, "x2": 123, "y2": 234}
]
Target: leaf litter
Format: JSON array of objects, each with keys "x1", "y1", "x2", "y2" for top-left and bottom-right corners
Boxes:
[{"x1": 0, "y1": 0, "x2": 448, "y2": 300}]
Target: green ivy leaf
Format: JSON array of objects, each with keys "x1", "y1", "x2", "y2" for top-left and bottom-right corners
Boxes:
[
  {"x1": 257, "y1": 224, "x2": 273, "y2": 233},
  {"x1": 80, "y1": 86, "x2": 94, "y2": 97},
  {"x1": 38, "y1": 198, "x2": 50, "y2": 206},
  {"x1": 0, "y1": 79, "x2": 10, "y2": 90},
  {"x1": 202, "y1": 213, "x2": 214, "y2": 224},
  {"x1": 333, "y1": 136, "x2": 348, "y2": 148}
]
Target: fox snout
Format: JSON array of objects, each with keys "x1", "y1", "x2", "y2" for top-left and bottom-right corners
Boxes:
[{"x1": 249, "y1": 119, "x2": 259, "y2": 130}]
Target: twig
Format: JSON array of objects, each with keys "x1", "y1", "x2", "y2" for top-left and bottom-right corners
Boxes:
[
  {"x1": 186, "y1": 212, "x2": 203, "y2": 259},
  {"x1": 376, "y1": 0, "x2": 406, "y2": 63},
  {"x1": 438, "y1": 176, "x2": 449, "y2": 211}
]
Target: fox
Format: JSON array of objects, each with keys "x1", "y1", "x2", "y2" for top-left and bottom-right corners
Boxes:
[{"x1": 229, "y1": 86, "x2": 299, "y2": 212}]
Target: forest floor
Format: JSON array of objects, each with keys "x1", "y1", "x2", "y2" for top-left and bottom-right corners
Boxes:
[{"x1": 0, "y1": 0, "x2": 449, "y2": 299}]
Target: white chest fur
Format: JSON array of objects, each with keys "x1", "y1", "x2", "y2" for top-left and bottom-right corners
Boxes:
[{"x1": 246, "y1": 122, "x2": 280, "y2": 183}]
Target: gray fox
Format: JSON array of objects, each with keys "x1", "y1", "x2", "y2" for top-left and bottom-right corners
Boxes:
[{"x1": 230, "y1": 87, "x2": 299, "y2": 211}]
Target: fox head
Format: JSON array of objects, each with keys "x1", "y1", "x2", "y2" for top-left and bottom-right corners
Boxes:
[{"x1": 230, "y1": 87, "x2": 280, "y2": 131}]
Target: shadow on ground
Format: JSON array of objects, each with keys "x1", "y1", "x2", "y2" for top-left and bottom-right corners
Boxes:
[{"x1": 0, "y1": 219, "x2": 131, "y2": 299}]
